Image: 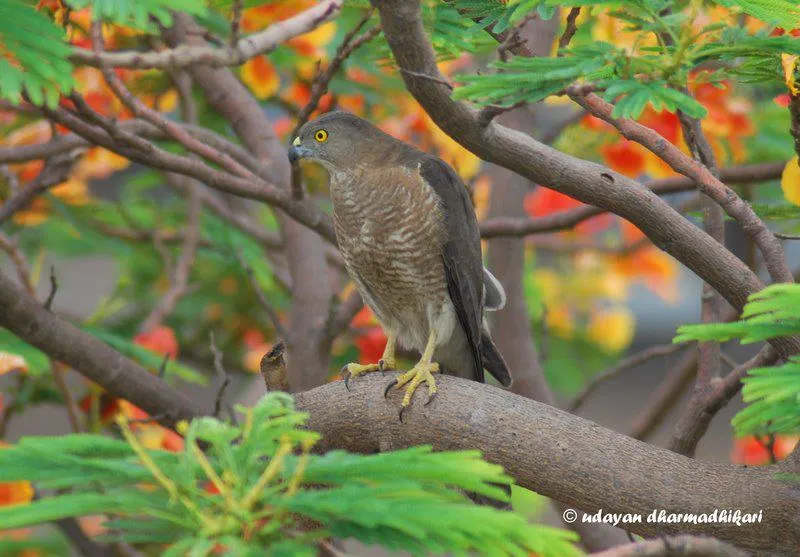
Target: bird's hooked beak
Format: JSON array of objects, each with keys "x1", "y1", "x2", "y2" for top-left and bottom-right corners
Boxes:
[{"x1": 288, "y1": 136, "x2": 312, "y2": 164}]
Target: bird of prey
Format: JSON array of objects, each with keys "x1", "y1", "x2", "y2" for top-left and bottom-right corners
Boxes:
[{"x1": 289, "y1": 112, "x2": 511, "y2": 415}]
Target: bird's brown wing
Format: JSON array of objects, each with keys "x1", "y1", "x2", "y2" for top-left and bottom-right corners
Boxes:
[{"x1": 419, "y1": 156, "x2": 484, "y2": 382}]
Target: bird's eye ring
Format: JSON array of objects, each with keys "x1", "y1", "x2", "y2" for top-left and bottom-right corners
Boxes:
[{"x1": 314, "y1": 129, "x2": 328, "y2": 143}]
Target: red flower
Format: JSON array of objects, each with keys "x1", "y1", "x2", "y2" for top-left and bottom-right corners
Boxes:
[
  {"x1": 134, "y1": 326, "x2": 179, "y2": 359},
  {"x1": 524, "y1": 188, "x2": 611, "y2": 234},
  {"x1": 601, "y1": 140, "x2": 646, "y2": 177},
  {"x1": 775, "y1": 94, "x2": 792, "y2": 108},
  {"x1": 355, "y1": 327, "x2": 387, "y2": 364}
]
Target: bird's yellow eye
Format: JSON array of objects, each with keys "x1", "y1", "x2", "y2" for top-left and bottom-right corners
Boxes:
[{"x1": 314, "y1": 129, "x2": 329, "y2": 143}]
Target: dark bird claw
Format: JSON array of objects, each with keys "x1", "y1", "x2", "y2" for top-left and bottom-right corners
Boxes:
[
  {"x1": 341, "y1": 365, "x2": 351, "y2": 391},
  {"x1": 398, "y1": 406, "x2": 406, "y2": 423},
  {"x1": 424, "y1": 391, "x2": 437, "y2": 407},
  {"x1": 383, "y1": 378, "x2": 398, "y2": 398}
]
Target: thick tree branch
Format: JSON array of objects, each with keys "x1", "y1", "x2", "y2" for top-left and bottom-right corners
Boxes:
[
  {"x1": 374, "y1": 0, "x2": 800, "y2": 358},
  {"x1": 589, "y1": 535, "x2": 747, "y2": 557},
  {"x1": 69, "y1": 0, "x2": 343, "y2": 70},
  {"x1": 0, "y1": 271, "x2": 204, "y2": 429},
  {"x1": 479, "y1": 160, "x2": 785, "y2": 237},
  {"x1": 297, "y1": 374, "x2": 800, "y2": 554}
]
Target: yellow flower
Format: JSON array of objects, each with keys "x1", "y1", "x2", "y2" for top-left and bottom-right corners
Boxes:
[
  {"x1": 241, "y1": 56, "x2": 280, "y2": 100},
  {"x1": 587, "y1": 308, "x2": 635, "y2": 353},
  {"x1": 52, "y1": 178, "x2": 91, "y2": 206},
  {"x1": 782, "y1": 54, "x2": 799, "y2": 95},
  {"x1": 545, "y1": 304, "x2": 575, "y2": 339},
  {"x1": 782, "y1": 156, "x2": 800, "y2": 206}
]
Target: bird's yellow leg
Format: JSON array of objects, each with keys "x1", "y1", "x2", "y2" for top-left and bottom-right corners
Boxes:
[
  {"x1": 387, "y1": 329, "x2": 439, "y2": 415},
  {"x1": 342, "y1": 330, "x2": 397, "y2": 389}
]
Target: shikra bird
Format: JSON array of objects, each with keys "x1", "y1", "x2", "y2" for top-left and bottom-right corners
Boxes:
[{"x1": 288, "y1": 111, "x2": 512, "y2": 416}]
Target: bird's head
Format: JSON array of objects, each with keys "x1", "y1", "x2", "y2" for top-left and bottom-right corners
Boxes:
[{"x1": 288, "y1": 111, "x2": 384, "y2": 172}]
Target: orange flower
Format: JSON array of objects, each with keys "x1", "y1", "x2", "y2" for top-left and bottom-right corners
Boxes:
[
  {"x1": 241, "y1": 56, "x2": 280, "y2": 100},
  {"x1": 51, "y1": 178, "x2": 91, "y2": 206},
  {"x1": 287, "y1": 21, "x2": 336, "y2": 59},
  {"x1": 134, "y1": 326, "x2": 179, "y2": 359},
  {"x1": 241, "y1": 1, "x2": 315, "y2": 32},
  {"x1": 586, "y1": 307, "x2": 635, "y2": 353},
  {"x1": 0, "y1": 444, "x2": 34, "y2": 508},
  {"x1": 79, "y1": 390, "x2": 122, "y2": 425},
  {"x1": 611, "y1": 221, "x2": 678, "y2": 302},
  {"x1": 731, "y1": 435, "x2": 799, "y2": 465},
  {"x1": 118, "y1": 401, "x2": 185, "y2": 452},
  {"x1": 601, "y1": 140, "x2": 646, "y2": 177}
]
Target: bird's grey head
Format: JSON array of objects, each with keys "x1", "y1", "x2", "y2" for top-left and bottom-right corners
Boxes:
[{"x1": 288, "y1": 111, "x2": 389, "y2": 172}]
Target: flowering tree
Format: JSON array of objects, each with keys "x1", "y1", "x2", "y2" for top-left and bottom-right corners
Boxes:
[{"x1": 1, "y1": 0, "x2": 800, "y2": 555}]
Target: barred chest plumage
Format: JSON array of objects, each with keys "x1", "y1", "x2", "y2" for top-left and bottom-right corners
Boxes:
[{"x1": 329, "y1": 164, "x2": 448, "y2": 330}]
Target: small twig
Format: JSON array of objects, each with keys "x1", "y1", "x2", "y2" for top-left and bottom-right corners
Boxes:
[
  {"x1": 229, "y1": 0, "x2": 243, "y2": 47},
  {"x1": 496, "y1": 11, "x2": 539, "y2": 61},
  {"x1": 138, "y1": 176, "x2": 202, "y2": 333},
  {"x1": 776, "y1": 232, "x2": 800, "y2": 240},
  {"x1": 208, "y1": 332, "x2": 231, "y2": 419},
  {"x1": 261, "y1": 340, "x2": 289, "y2": 392},
  {"x1": 719, "y1": 351, "x2": 738, "y2": 370},
  {"x1": 0, "y1": 231, "x2": 35, "y2": 297},
  {"x1": 53, "y1": 516, "x2": 115, "y2": 557},
  {"x1": 629, "y1": 347, "x2": 698, "y2": 441},
  {"x1": 0, "y1": 164, "x2": 20, "y2": 195},
  {"x1": 557, "y1": 7, "x2": 581, "y2": 51},
  {"x1": 398, "y1": 68, "x2": 454, "y2": 89},
  {"x1": 237, "y1": 251, "x2": 288, "y2": 338},
  {"x1": 157, "y1": 353, "x2": 170, "y2": 379},
  {"x1": 292, "y1": 12, "x2": 379, "y2": 134},
  {"x1": 51, "y1": 363, "x2": 83, "y2": 432},
  {"x1": 44, "y1": 265, "x2": 58, "y2": 311},
  {"x1": 320, "y1": 289, "x2": 364, "y2": 353},
  {"x1": 290, "y1": 13, "x2": 381, "y2": 199},
  {"x1": 667, "y1": 346, "x2": 778, "y2": 456},
  {"x1": 0, "y1": 151, "x2": 81, "y2": 225},
  {"x1": 570, "y1": 343, "x2": 685, "y2": 412},
  {"x1": 478, "y1": 101, "x2": 527, "y2": 127}
]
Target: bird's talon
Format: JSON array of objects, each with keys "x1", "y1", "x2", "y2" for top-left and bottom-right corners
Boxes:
[
  {"x1": 425, "y1": 391, "x2": 437, "y2": 407},
  {"x1": 391, "y1": 361, "x2": 439, "y2": 418},
  {"x1": 340, "y1": 362, "x2": 381, "y2": 390},
  {"x1": 398, "y1": 405, "x2": 407, "y2": 422},
  {"x1": 383, "y1": 379, "x2": 398, "y2": 398}
]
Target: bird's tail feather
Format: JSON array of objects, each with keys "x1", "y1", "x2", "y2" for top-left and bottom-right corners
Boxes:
[{"x1": 481, "y1": 334, "x2": 512, "y2": 387}]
